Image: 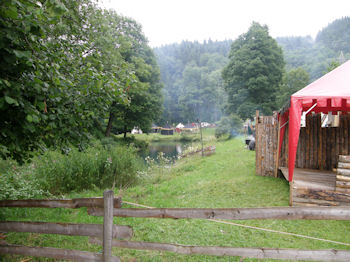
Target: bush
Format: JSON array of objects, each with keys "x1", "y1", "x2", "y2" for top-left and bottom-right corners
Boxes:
[
  {"x1": 215, "y1": 114, "x2": 243, "y2": 139},
  {"x1": 0, "y1": 160, "x2": 51, "y2": 200},
  {"x1": 0, "y1": 141, "x2": 145, "y2": 198},
  {"x1": 34, "y1": 143, "x2": 144, "y2": 194}
]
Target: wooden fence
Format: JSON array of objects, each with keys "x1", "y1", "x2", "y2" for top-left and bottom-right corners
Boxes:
[
  {"x1": 2, "y1": 191, "x2": 350, "y2": 261},
  {"x1": 255, "y1": 111, "x2": 279, "y2": 177},
  {"x1": 0, "y1": 191, "x2": 126, "y2": 262},
  {"x1": 256, "y1": 112, "x2": 350, "y2": 177}
]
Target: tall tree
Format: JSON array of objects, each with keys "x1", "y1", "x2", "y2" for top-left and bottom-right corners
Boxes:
[
  {"x1": 277, "y1": 67, "x2": 310, "y2": 107},
  {"x1": 222, "y1": 22, "x2": 284, "y2": 119},
  {"x1": 105, "y1": 16, "x2": 163, "y2": 137},
  {"x1": 0, "y1": 1, "x2": 132, "y2": 161}
]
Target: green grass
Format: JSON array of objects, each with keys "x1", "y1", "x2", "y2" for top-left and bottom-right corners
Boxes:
[{"x1": 1, "y1": 136, "x2": 350, "y2": 261}]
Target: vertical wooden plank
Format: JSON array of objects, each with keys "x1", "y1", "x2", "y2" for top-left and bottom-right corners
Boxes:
[
  {"x1": 327, "y1": 127, "x2": 331, "y2": 170},
  {"x1": 336, "y1": 118, "x2": 340, "y2": 167},
  {"x1": 262, "y1": 117, "x2": 266, "y2": 175},
  {"x1": 289, "y1": 182, "x2": 294, "y2": 206},
  {"x1": 331, "y1": 126, "x2": 336, "y2": 170},
  {"x1": 270, "y1": 116, "x2": 274, "y2": 175},
  {"x1": 255, "y1": 111, "x2": 260, "y2": 175},
  {"x1": 305, "y1": 115, "x2": 311, "y2": 169},
  {"x1": 275, "y1": 115, "x2": 281, "y2": 177},
  {"x1": 340, "y1": 115, "x2": 345, "y2": 155},
  {"x1": 103, "y1": 190, "x2": 114, "y2": 262},
  {"x1": 318, "y1": 114, "x2": 323, "y2": 170},
  {"x1": 322, "y1": 126, "x2": 327, "y2": 170},
  {"x1": 313, "y1": 115, "x2": 318, "y2": 169}
]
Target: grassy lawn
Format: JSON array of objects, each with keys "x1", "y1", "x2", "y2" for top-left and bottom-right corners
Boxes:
[{"x1": 1, "y1": 135, "x2": 350, "y2": 261}]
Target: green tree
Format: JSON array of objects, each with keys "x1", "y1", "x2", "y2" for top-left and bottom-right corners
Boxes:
[
  {"x1": 105, "y1": 16, "x2": 163, "y2": 137},
  {"x1": 0, "y1": 1, "x2": 132, "y2": 161},
  {"x1": 222, "y1": 22, "x2": 285, "y2": 118},
  {"x1": 277, "y1": 67, "x2": 310, "y2": 107},
  {"x1": 155, "y1": 41, "x2": 231, "y2": 124}
]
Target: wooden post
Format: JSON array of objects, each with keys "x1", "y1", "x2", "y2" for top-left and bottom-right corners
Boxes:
[
  {"x1": 198, "y1": 119, "x2": 204, "y2": 156},
  {"x1": 103, "y1": 190, "x2": 114, "y2": 262},
  {"x1": 255, "y1": 110, "x2": 260, "y2": 175},
  {"x1": 274, "y1": 114, "x2": 281, "y2": 177}
]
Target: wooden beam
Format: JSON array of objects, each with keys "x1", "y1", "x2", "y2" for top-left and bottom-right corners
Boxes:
[
  {"x1": 337, "y1": 168, "x2": 350, "y2": 176},
  {"x1": 337, "y1": 175, "x2": 350, "y2": 182},
  {"x1": 293, "y1": 188, "x2": 350, "y2": 203},
  {"x1": 88, "y1": 206, "x2": 350, "y2": 220},
  {"x1": 0, "y1": 244, "x2": 120, "y2": 262},
  {"x1": 339, "y1": 155, "x2": 350, "y2": 163},
  {"x1": 0, "y1": 197, "x2": 122, "y2": 209},
  {"x1": 338, "y1": 162, "x2": 350, "y2": 169},
  {"x1": 89, "y1": 238, "x2": 350, "y2": 262},
  {"x1": 0, "y1": 221, "x2": 132, "y2": 240}
]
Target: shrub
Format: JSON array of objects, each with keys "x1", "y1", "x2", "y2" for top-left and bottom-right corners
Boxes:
[
  {"x1": 0, "y1": 161, "x2": 51, "y2": 200},
  {"x1": 34, "y1": 143, "x2": 144, "y2": 194},
  {"x1": 215, "y1": 114, "x2": 243, "y2": 138}
]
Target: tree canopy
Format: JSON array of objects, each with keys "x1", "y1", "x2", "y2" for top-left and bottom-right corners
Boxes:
[
  {"x1": 155, "y1": 40, "x2": 231, "y2": 124},
  {"x1": 222, "y1": 22, "x2": 285, "y2": 119},
  {"x1": 0, "y1": 0, "x2": 162, "y2": 161}
]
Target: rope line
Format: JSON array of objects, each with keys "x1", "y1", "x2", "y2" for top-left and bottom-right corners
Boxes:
[{"x1": 122, "y1": 200, "x2": 350, "y2": 247}]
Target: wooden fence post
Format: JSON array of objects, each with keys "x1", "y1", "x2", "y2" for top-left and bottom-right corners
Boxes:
[{"x1": 103, "y1": 190, "x2": 114, "y2": 262}]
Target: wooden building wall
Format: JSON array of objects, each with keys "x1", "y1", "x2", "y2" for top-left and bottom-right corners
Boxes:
[
  {"x1": 256, "y1": 113, "x2": 350, "y2": 177},
  {"x1": 279, "y1": 114, "x2": 350, "y2": 171}
]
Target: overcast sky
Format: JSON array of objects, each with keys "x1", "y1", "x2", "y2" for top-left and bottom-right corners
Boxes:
[{"x1": 101, "y1": 0, "x2": 350, "y2": 47}]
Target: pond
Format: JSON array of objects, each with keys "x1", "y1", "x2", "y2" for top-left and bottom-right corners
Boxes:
[{"x1": 140, "y1": 141, "x2": 192, "y2": 163}]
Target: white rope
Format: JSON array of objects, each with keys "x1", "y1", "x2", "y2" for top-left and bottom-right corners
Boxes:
[{"x1": 122, "y1": 200, "x2": 350, "y2": 247}]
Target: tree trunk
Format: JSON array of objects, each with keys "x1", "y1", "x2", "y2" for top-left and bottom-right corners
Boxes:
[
  {"x1": 123, "y1": 125, "x2": 127, "y2": 139},
  {"x1": 105, "y1": 103, "x2": 116, "y2": 137}
]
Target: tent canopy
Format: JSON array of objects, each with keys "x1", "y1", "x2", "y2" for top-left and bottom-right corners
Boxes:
[{"x1": 280, "y1": 60, "x2": 350, "y2": 181}]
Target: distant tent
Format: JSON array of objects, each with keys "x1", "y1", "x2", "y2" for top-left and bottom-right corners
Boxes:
[
  {"x1": 182, "y1": 123, "x2": 198, "y2": 132},
  {"x1": 151, "y1": 123, "x2": 161, "y2": 133},
  {"x1": 175, "y1": 123, "x2": 184, "y2": 133},
  {"x1": 131, "y1": 127, "x2": 142, "y2": 134},
  {"x1": 161, "y1": 123, "x2": 174, "y2": 135}
]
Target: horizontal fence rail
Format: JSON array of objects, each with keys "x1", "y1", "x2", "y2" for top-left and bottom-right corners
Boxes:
[
  {"x1": 3, "y1": 192, "x2": 350, "y2": 261},
  {"x1": 89, "y1": 238, "x2": 350, "y2": 262},
  {"x1": 88, "y1": 206, "x2": 350, "y2": 220},
  {"x1": 0, "y1": 221, "x2": 132, "y2": 239},
  {"x1": 0, "y1": 197, "x2": 121, "y2": 209},
  {"x1": 0, "y1": 244, "x2": 120, "y2": 262}
]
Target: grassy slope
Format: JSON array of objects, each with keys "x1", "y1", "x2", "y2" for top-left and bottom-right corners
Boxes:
[{"x1": 2, "y1": 135, "x2": 350, "y2": 261}]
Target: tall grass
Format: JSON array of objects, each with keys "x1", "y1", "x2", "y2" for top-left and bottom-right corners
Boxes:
[{"x1": 0, "y1": 141, "x2": 144, "y2": 199}]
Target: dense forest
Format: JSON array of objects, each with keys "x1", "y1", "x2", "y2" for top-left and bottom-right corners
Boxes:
[
  {"x1": 156, "y1": 17, "x2": 350, "y2": 123},
  {"x1": 276, "y1": 17, "x2": 350, "y2": 81},
  {"x1": 154, "y1": 40, "x2": 232, "y2": 124}
]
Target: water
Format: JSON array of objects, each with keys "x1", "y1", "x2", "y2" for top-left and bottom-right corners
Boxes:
[{"x1": 140, "y1": 141, "x2": 191, "y2": 163}]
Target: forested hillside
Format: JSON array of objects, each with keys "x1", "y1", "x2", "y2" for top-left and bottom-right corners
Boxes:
[
  {"x1": 277, "y1": 17, "x2": 350, "y2": 80},
  {"x1": 156, "y1": 17, "x2": 350, "y2": 124},
  {"x1": 154, "y1": 40, "x2": 232, "y2": 124}
]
